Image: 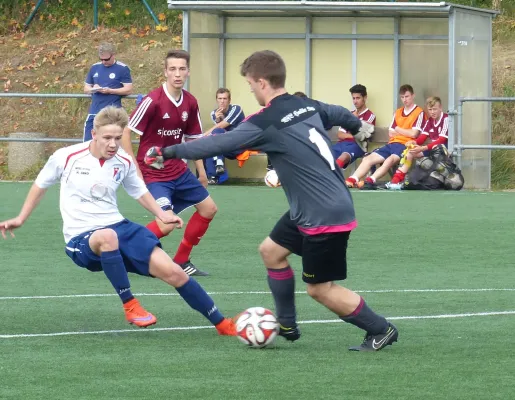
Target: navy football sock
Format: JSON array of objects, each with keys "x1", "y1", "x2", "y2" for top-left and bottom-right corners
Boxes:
[
  {"x1": 176, "y1": 278, "x2": 224, "y2": 325},
  {"x1": 340, "y1": 297, "x2": 388, "y2": 335},
  {"x1": 101, "y1": 250, "x2": 133, "y2": 304}
]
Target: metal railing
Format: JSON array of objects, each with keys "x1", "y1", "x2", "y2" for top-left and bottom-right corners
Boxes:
[
  {"x1": 0, "y1": 92, "x2": 142, "y2": 144},
  {"x1": 455, "y1": 97, "x2": 515, "y2": 169}
]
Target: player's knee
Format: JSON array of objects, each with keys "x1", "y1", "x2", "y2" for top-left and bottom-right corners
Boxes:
[
  {"x1": 259, "y1": 240, "x2": 278, "y2": 265},
  {"x1": 93, "y1": 228, "x2": 119, "y2": 251},
  {"x1": 306, "y1": 282, "x2": 332, "y2": 302},
  {"x1": 198, "y1": 199, "x2": 217, "y2": 219},
  {"x1": 306, "y1": 283, "x2": 326, "y2": 302},
  {"x1": 161, "y1": 263, "x2": 189, "y2": 287}
]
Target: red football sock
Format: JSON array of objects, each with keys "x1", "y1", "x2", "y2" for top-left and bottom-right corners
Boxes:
[
  {"x1": 173, "y1": 212, "x2": 213, "y2": 264},
  {"x1": 365, "y1": 176, "x2": 376, "y2": 184},
  {"x1": 146, "y1": 220, "x2": 166, "y2": 239},
  {"x1": 347, "y1": 176, "x2": 357, "y2": 184},
  {"x1": 336, "y1": 158, "x2": 345, "y2": 169},
  {"x1": 391, "y1": 171, "x2": 406, "y2": 184}
]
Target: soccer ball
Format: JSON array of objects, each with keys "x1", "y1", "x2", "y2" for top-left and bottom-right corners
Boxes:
[
  {"x1": 236, "y1": 307, "x2": 280, "y2": 348},
  {"x1": 264, "y1": 169, "x2": 281, "y2": 188}
]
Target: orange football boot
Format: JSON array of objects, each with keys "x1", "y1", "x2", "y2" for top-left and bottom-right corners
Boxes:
[
  {"x1": 215, "y1": 318, "x2": 237, "y2": 336},
  {"x1": 123, "y1": 298, "x2": 157, "y2": 328}
]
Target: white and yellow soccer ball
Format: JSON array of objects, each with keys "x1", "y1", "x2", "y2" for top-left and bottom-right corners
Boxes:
[
  {"x1": 264, "y1": 169, "x2": 281, "y2": 188},
  {"x1": 236, "y1": 307, "x2": 280, "y2": 348}
]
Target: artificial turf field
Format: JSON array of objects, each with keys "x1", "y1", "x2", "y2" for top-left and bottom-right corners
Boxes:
[{"x1": 0, "y1": 182, "x2": 514, "y2": 399}]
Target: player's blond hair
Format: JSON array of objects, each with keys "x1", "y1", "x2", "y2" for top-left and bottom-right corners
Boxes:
[
  {"x1": 93, "y1": 106, "x2": 129, "y2": 131},
  {"x1": 426, "y1": 96, "x2": 442, "y2": 108}
]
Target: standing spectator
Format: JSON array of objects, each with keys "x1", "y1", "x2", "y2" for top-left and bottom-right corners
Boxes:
[
  {"x1": 204, "y1": 88, "x2": 245, "y2": 184},
  {"x1": 83, "y1": 42, "x2": 133, "y2": 142}
]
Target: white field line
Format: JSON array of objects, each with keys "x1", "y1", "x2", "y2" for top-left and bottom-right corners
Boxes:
[
  {"x1": 1, "y1": 310, "x2": 514, "y2": 339},
  {"x1": 0, "y1": 288, "x2": 514, "y2": 301}
]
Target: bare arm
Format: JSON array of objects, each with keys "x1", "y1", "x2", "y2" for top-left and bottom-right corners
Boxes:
[
  {"x1": 105, "y1": 83, "x2": 133, "y2": 96},
  {"x1": 194, "y1": 159, "x2": 208, "y2": 187},
  {"x1": 394, "y1": 126, "x2": 420, "y2": 138},
  {"x1": 121, "y1": 127, "x2": 143, "y2": 179},
  {"x1": 136, "y1": 191, "x2": 183, "y2": 227},
  {"x1": 84, "y1": 83, "x2": 96, "y2": 95},
  {"x1": 205, "y1": 120, "x2": 231, "y2": 136},
  {"x1": 0, "y1": 184, "x2": 47, "y2": 238}
]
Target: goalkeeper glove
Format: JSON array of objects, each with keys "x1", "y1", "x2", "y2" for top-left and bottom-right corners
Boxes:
[
  {"x1": 354, "y1": 121, "x2": 375, "y2": 152},
  {"x1": 144, "y1": 146, "x2": 165, "y2": 169}
]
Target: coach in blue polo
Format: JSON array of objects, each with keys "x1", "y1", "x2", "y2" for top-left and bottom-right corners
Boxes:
[{"x1": 83, "y1": 42, "x2": 133, "y2": 141}]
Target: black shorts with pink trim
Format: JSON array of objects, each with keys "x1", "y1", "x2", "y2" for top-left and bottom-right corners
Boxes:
[{"x1": 269, "y1": 211, "x2": 350, "y2": 284}]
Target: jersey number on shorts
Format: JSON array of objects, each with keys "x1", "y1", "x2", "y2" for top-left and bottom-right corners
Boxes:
[{"x1": 308, "y1": 128, "x2": 336, "y2": 170}]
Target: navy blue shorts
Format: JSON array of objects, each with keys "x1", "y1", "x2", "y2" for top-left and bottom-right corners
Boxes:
[
  {"x1": 65, "y1": 219, "x2": 161, "y2": 276},
  {"x1": 147, "y1": 169, "x2": 210, "y2": 214},
  {"x1": 373, "y1": 143, "x2": 406, "y2": 160},
  {"x1": 332, "y1": 141, "x2": 365, "y2": 168}
]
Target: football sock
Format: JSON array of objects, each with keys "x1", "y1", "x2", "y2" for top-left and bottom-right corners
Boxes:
[
  {"x1": 176, "y1": 278, "x2": 224, "y2": 325},
  {"x1": 101, "y1": 250, "x2": 133, "y2": 304},
  {"x1": 146, "y1": 220, "x2": 165, "y2": 239},
  {"x1": 347, "y1": 176, "x2": 358, "y2": 184},
  {"x1": 365, "y1": 176, "x2": 376, "y2": 184},
  {"x1": 174, "y1": 212, "x2": 212, "y2": 264},
  {"x1": 267, "y1": 266, "x2": 296, "y2": 327},
  {"x1": 391, "y1": 171, "x2": 406, "y2": 184},
  {"x1": 336, "y1": 158, "x2": 345, "y2": 169},
  {"x1": 340, "y1": 297, "x2": 389, "y2": 335}
]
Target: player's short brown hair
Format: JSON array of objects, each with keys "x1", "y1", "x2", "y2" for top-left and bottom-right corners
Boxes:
[
  {"x1": 293, "y1": 91, "x2": 307, "y2": 98},
  {"x1": 426, "y1": 96, "x2": 442, "y2": 108},
  {"x1": 399, "y1": 84, "x2": 414, "y2": 95},
  {"x1": 165, "y1": 49, "x2": 190, "y2": 68},
  {"x1": 240, "y1": 50, "x2": 286, "y2": 89},
  {"x1": 216, "y1": 88, "x2": 231, "y2": 99},
  {"x1": 93, "y1": 106, "x2": 129, "y2": 131}
]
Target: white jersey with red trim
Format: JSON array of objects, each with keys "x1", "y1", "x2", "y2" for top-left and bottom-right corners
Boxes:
[{"x1": 35, "y1": 141, "x2": 148, "y2": 242}]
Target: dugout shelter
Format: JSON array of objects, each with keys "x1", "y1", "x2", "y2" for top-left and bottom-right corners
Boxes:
[{"x1": 168, "y1": 1, "x2": 497, "y2": 189}]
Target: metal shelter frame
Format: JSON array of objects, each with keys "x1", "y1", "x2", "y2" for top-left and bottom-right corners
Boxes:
[
  {"x1": 24, "y1": 0, "x2": 160, "y2": 30},
  {"x1": 168, "y1": 0, "x2": 499, "y2": 188}
]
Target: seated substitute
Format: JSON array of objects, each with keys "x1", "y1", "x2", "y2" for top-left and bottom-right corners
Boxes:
[
  {"x1": 387, "y1": 96, "x2": 449, "y2": 190},
  {"x1": 346, "y1": 84, "x2": 425, "y2": 190},
  {"x1": 204, "y1": 88, "x2": 245, "y2": 184},
  {"x1": 0, "y1": 106, "x2": 236, "y2": 336},
  {"x1": 332, "y1": 84, "x2": 376, "y2": 169}
]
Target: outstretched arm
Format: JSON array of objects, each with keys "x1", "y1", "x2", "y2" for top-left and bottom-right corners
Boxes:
[
  {"x1": 318, "y1": 103, "x2": 363, "y2": 134},
  {"x1": 136, "y1": 192, "x2": 183, "y2": 229},
  {"x1": 0, "y1": 184, "x2": 47, "y2": 238},
  {"x1": 156, "y1": 122, "x2": 265, "y2": 162},
  {"x1": 317, "y1": 102, "x2": 374, "y2": 147}
]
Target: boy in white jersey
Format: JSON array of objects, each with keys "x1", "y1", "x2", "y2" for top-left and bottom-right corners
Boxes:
[{"x1": 0, "y1": 106, "x2": 235, "y2": 335}]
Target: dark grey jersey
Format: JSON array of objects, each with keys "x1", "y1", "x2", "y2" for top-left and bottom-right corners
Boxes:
[{"x1": 170, "y1": 93, "x2": 362, "y2": 234}]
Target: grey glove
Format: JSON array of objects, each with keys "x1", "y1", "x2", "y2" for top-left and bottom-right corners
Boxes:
[{"x1": 354, "y1": 121, "x2": 375, "y2": 152}]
